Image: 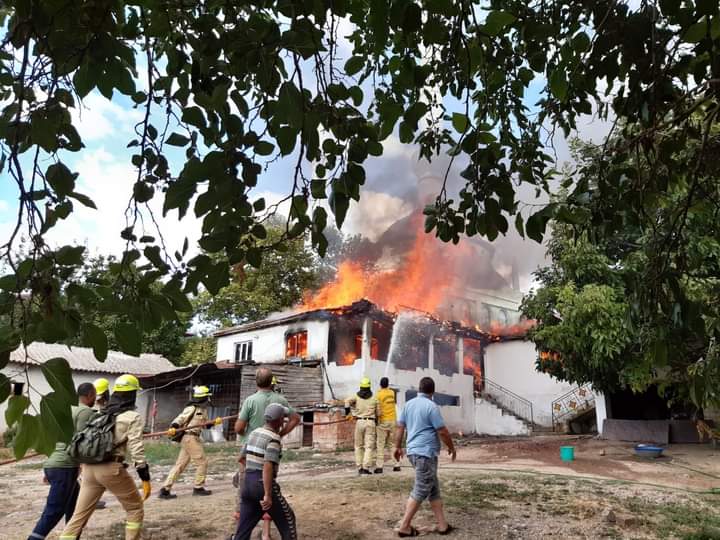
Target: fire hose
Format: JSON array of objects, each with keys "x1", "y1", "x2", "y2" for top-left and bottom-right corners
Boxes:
[{"x1": 0, "y1": 414, "x2": 351, "y2": 466}]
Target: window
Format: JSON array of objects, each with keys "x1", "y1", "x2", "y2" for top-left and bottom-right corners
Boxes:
[
  {"x1": 405, "y1": 390, "x2": 460, "y2": 406},
  {"x1": 434, "y1": 334, "x2": 458, "y2": 376},
  {"x1": 234, "y1": 341, "x2": 253, "y2": 363},
  {"x1": 286, "y1": 331, "x2": 308, "y2": 359},
  {"x1": 353, "y1": 333, "x2": 379, "y2": 360}
]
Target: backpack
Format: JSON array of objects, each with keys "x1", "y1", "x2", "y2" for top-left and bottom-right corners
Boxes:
[{"x1": 67, "y1": 411, "x2": 120, "y2": 464}]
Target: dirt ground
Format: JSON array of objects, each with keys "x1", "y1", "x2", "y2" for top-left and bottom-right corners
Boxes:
[{"x1": 2, "y1": 435, "x2": 720, "y2": 539}]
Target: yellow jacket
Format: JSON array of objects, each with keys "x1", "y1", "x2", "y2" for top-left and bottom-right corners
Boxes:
[
  {"x1": 173, "y1": 405, "x2": 207, "y2": 436},
  {"x1": 113, "y1": 410, "x2": 146, "y2": 466},
  {"x1": 376, "y1": 388, "x2": 397, "y2": 423},
  {"x1": 345, "y1": 394, "x2": 381, "y2": 420}
]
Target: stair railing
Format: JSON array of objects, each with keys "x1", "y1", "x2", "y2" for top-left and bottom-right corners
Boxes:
[
  {"x1": 478, "y1": 376, "x2": 534, "y2": 426},
  {"x1": 551, "y1": 383, "x2": 595, "y2": 431}
]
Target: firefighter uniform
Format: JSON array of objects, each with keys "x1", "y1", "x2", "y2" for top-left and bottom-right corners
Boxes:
[
  {"x1": 162, "y1": 387, "x2": 211, "y2": 493},
  {"x1": 375, "y1": 386, "x2": 401, "y2": 471},
  {"x1": 345, "y1": 378, "x2": 381, "y2": 473},
  {"x1": 60, "y1": 375, "x2": 148, "y2": 540}
]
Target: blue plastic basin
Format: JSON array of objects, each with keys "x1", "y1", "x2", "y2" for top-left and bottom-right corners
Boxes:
[{"x1": 634, "y1": 444, "x2": 664, "y2": 458}]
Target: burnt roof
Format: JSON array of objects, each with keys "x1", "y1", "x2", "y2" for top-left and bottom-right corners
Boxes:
[{"x1": 212, "y1": 299, "x2": 513, "y2": 342}]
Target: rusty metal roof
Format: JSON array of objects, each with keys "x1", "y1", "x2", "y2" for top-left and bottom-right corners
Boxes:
[{"x1": 9, "y1": 342, "x2": 178, "y2": 376}]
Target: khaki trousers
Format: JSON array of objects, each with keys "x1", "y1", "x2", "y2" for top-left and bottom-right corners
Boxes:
[
  {"x1": 376, "y1": 420, "x2": 399, "y2": 469},
  {"x1": 354, "y1": 419, "x2": 376, "y2": 468},
  {"x1": 163, "y1": 434, "x2": 208, "y2": 489},
  {"x1": 59, "y1": 462, "x2": 143, "y2": 540}
]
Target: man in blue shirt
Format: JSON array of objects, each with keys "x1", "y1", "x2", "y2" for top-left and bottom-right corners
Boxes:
[{"x1": 394, "y1": 377, "x2": 456, "y2": 537}]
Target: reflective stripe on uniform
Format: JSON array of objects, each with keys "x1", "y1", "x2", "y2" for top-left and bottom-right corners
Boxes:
[
  {"x1": 59, "y1": 536, "x2": 77, "y2": 539},
  {"x1": 29, "y1": 533, "x2": 46, "y2": 539},
  {"x1": 126, "y1": 521, "x2": 143, "y2": 530}
]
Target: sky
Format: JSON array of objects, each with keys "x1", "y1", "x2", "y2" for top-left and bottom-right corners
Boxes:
[{"x1": 0, "y1": 21, "x2": 613, "y2": 294}]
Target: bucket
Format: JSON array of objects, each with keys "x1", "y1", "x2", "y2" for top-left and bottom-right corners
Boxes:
[{"x1": 560, "y1": 446, "x2": 575, "y2": 462}]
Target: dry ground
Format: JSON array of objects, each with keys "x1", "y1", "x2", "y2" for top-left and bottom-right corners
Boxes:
[{"x1": 2, "y1": 436, "x2": 720, "y2": 539}]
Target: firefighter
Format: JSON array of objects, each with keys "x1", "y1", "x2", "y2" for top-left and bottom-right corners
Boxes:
[
  {"x1": 93, "y1": 377, "x2": 110, "y2": 410},
  {"x1": 345, "y1": 377, "x2": 381, "y2": 475},
  {"x1": 59, "y1": 374, "x2": 151, "y2": 540},
  {"x1": 375, "y1": 377, "x2": 401, "y2": 473},
  {"x1": 158, "y1": 385, "x2": 221, "y2": 499}
]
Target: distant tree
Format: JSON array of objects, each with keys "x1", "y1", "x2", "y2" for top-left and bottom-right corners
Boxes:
[{"x1": 179, "y1": 335, "x2": 217, "y2": 366}]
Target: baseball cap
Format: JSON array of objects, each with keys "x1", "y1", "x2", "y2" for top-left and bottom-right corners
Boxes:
[{"x1": 264, "y1": 403, "x2": 290, "y2": 422}]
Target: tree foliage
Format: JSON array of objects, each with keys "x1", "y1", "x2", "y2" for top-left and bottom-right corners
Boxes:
[
  {"x1": 0, "y1": 0, "x2": 718, "y2": 454},
  {"x1": 523, "y1": 132, "x2": 720, "y2": 409}
]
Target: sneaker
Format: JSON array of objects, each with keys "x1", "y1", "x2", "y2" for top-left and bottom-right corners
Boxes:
[
  {"x1": 95, "y1": 500, "x2": 107, "y2": 509},
  {"x1": 193, "y1": 487, "x2": 213, "y2": 496},
  {"x1": 358, "y1": 468, "x2": 372, "y2": 475},
  {"x1": 158, "y1": 488, "x2": 176, "y2": 500},
  {"x1": 373, "y1": 468, "x2": 383, "y2": 474},
  {"x1": 393, "y1": 466, "x2": 401, "y2": 472}
]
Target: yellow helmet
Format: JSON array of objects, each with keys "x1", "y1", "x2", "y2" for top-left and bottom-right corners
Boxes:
[
  {"x1": 359, "y1": 377, "x2": 371, "y2": 389},
  {"x1": 93, "y1": 377, "x2": 110, "y2": 395},
  {"x1": 113, "y1": 374, "x2": 140, "y2": 393},
  {"x1": 271, "y1": 376, "x2": 278, "y2": 385},
  {"x1": 193, "y1": 385, "x2": 212, "y2": 398}
]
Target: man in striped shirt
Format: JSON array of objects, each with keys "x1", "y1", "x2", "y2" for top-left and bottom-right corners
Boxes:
[{"x1": 233, "y1": 403, "x2": 297, "y2": 540}]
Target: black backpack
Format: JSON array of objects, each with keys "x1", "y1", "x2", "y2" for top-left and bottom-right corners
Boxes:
[{"x1": 67, "y1": 411, "x2": 120, "y2": 464}]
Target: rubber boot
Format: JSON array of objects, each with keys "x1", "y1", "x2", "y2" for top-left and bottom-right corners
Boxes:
[
  {"x1": 193, "y1": 487, "x2": 213, "y2": 496},
  {"x1": 158, "y1": 487, "x2": 177, "y2": 500}
]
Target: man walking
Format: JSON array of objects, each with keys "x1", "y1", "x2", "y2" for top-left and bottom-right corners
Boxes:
[
  {"x1": 374, "y1": 377, "x2": 401, "y2": 474},
  {"x1": 233, "y1": 404, "x2": 297, "y2": 540},
  {"x1": 60, "y1": 374, "x2": 151, "y2": 540},
  {"x1": 345, "y1": 377, "x2": 380, "y2": 475},
  {"x1": 234, "y1": 368, "x2": 300, "y2": 539},
  {"x1": 28, "y1": 383, "x2": 96, "y2": 540},
  {"x1": 159, "y1": 385, "x2": 220, "y2": 499},
  {"x1": 393, "y1": 377, "x2": 456, "y2": 537}
]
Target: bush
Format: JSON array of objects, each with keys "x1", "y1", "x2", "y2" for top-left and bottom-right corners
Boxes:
[{"x1": 2, "y1": 425, "x2": 17, "y2": 448}]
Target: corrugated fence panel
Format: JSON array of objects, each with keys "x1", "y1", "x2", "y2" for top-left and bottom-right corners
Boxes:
[{"x1": 239, "y1": 364, "x2": 323, "y2": 409}]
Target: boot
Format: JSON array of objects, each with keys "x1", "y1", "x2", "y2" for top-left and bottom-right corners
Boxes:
[
  {"x1": 373, "y1": 468, "x2": 383, "y2": 474},
  {"x1": 193, "y1": 487, "x2": 213, "y2": 496},
  {"x1": 358, "y1": 468, "x2": 372, "y2": 475},
  {"x1": 393, "y1": 466, "x2": 402, "y2": 472},
  {"x1": 158, "y1": 487, "x2": 176, "y2": 500}
]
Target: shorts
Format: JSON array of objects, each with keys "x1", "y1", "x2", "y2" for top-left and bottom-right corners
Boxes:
[{"x1": 408, "y1": 454, "x2": 440, "y2": 502}]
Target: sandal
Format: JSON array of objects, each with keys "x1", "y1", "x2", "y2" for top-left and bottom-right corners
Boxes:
[
  {"x1": 438, "y1": 524, "x2": 455, "y2": 535},
  {"x1": 398, "y1": 526, "x2": 420, "y2": 537}
]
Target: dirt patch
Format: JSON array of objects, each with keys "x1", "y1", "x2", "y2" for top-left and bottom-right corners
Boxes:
[{"x1": 2, "y1": 438, "x2": 720, "y2": 539}]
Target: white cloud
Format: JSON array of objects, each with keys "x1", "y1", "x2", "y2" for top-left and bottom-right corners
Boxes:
[{"x1": 72, "y1": 93, "x2": 143, "y2": 142}]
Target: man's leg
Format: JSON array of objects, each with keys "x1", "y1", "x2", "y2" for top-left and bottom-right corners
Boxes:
[
  {"x1": 234, "y1": 479, "x2": 264, "y2": 540},
  {"x1": 266, "y1": 482, "x2": 297, "y2": 540},
  {"x1": 59, "y1": 466, "x2": 106, "y2": 539},
  {"x1": 29, "y1": 468, "x2": 77, "y2": 540},
  {"x1": 362, "y1": 421, "x2": 376, "y2": 470},
  {"x1": 426, "y1": 457, "x2": 449, "y2": 531},
  {"x1": 163, "y1": 439, "x2": 191, "y2": 490},
  {"x1": 375, "y1": 423, "x2": 387, "y2": 470},
  {"x1": 186, "y1": 436, "x2": 208, "y2": 489},
  {"x1": 353, "y1": 421, "x2": 364, "y2": 468},
  {"x1": 100, "y1": 462, "x2": 144, "y2": 540},
  {"x1": 64, "y1": 468, "x2": 81, "y2": 523},
  {"x1": 397, "y1": 455, "x2": 430, "y2": 535},
  {"x1": 390, "y1": 425, "x2": 401, "y2": 469}
]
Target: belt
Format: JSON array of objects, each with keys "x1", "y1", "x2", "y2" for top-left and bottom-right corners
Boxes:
[{"x1": 357, "y1": 417, "x2": 375, "y2": 421}]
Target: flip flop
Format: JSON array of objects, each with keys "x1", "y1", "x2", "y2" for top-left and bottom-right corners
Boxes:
[
  {"x1": 397, "y1": 526, "x2": 419, "y2": 537},
  {"x1": 438, "y1": 524, "x2": 455, "y2": 535}
]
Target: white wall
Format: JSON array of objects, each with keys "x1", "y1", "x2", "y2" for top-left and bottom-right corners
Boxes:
[
  {"x1": 594, "y1": 391, "x2": 608, "y2": 435},
  {"x1": 484, "y1": 340, "x2": 576, "y2": 427},
  {"x1": 474, "y1": 397, "x2": 530, "y2": 436},
  {"x1": 0, "y1": 365, "x2": 105, "y2": 432},
  {"x1": 216, "y1": 320, "x2": 330, "y2": 364}
]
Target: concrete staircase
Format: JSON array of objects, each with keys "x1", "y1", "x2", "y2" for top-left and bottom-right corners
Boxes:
[{"x1": 474, "y1": 396, "x2": 531, "y2": 436}]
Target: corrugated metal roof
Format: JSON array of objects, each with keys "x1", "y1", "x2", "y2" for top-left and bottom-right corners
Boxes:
[{"x1": 9, "y1": 342, "x2": 178, "y2": 375}]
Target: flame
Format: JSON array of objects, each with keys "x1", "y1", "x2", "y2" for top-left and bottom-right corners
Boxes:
[
  {"x1": 487, "y1": 319, "x2": 536, "y2": 337},
  {"x1": 303, "y1": 218, "x2": 461, "y2": 314},
  {"x1": 463, "y1": 338, "x2": 483, "y2": 392},
  {"x1": 339, "y1": 352, "x2": 356, "y2": 366}
]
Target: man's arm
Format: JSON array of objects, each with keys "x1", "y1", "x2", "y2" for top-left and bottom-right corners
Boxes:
[
  {"x1": 436, "y1": 426, "x2": 456, "y2": 461},
  {"x1": 393, "y1": 424, "x2": 406, "y2": 462},
  {"x1": 234, "y1": 418, "x2": 248, "y2": 436},
  {"x1": 234, "y1": 400, "x2": 251, "y2": 435},
  {"x1": 261, "y1": 461, "x2": 274, "y2": 511},
  {"x1": 279, "y1": 411, "x2": 301, "y2": 437}
]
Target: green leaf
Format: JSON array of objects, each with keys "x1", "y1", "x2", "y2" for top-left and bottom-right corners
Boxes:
[
  {"x1": 345, "y1": 56, "x2": 365, "y2": 76},
  {"x1": 254, "y1": 141, "x2": 275, "y2": 156},
  {"x1": 311, "y1": 179, "x2": 327, "y2": 199},
  {"x1": 246, "y1": 248, "x2": 262, "y2": 269},
  {"x1": 83, "y1": 324, "x2": 108, "y2": 361},
  {"x1": 114, "y1": 323, "x2": 142, "y2": 356},
  {"x1": 549, "y1": 69, "x2": 569, "y2": 102},
  {"x1": 68, "y1": 192, "x2": 97, "y2": 209},
  {"x1": 0, "y1": 373, "x2": 10, "y2": 405},
  {"x1": 40, "y1": 391, "x2": 74, "y2": 443},
  {"x1": 182, "y1": 106, "x2": 206, "y2": 128},
  {"x1": 452, "y1": 113, "x2": 469, "y2": 133},
  {"x1": 485, "y1": 10, "x2": 516, "y2": 36},
  {"x1": 40, "y1": 357, "x2": 77, "y2": 404},
  {"x1": 515, "y1": 213, "x2": 525, "y2": 238},
  {"x1": 684, "y1": 20, "x2": 707, "y2": 43},
  {"x1": 46, "y1": 163, "x2": 77, "y2": 198},
  {"x1": 5, "y1": 394, "x2": 30, "y2": 427},
  {"x1": 56, "y1": 245, "x2": 85, "y2": 266},
  {"x1": 14, "y1": 414, "x2": 39, "y2": 459},
  {"x1": 329, "y1": 190, "x2": 350, "y2": 228},
  {"x1": 166, "y1": 132, "x2": 190, "y2": 146},
  {"x1": 276, "y1": 126, "x2": 298, "y2": 156}
]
